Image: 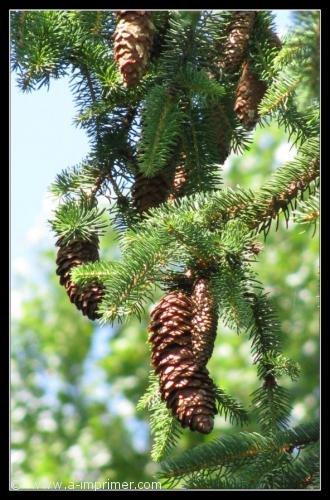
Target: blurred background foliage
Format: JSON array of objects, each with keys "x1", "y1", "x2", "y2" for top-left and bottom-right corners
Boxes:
[{"x1": 11, "y1": 118, "x2": 319, "y2": 488}]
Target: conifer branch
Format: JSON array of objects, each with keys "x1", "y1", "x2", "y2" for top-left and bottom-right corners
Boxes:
[
  {"x1": 215, "y1": 387, "x2": 249, "y2": 427},
  {"x1": 159, "y1": 421, "x2": 319, "y2": 485},
  {"x1": 293, "y1": 192, "x2": 319, "y2": 231},
  {"x1": 137, "y1": 372, "x2": 183, "y2": 462},
  {"x1": 49, "y1": 197, "x2": 108, "y2": 245},
  {"x1": 149, "y1": 394, "x2": 183, "y2": 463},
  {"x1": 138, "y1": 85, "x2": 185, "y2": 176}
]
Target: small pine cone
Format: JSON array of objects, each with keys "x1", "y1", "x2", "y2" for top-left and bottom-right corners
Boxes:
[
  {"x1": 191, "y1": 278, "x2": 218, "y2": 367},
  {"x1": 234, "y1": 62, "x2": 267, "y2": 129},
  {"x1": 221, "y1": 11, "x2": 256, "y2": 71},
  {"x1": 132, "y1": 170, "x2": 170, "y2": 213},
  {"x1": 114, "y1": 10, "x2": 155, "y2": 88},
  {"x1": 148, "y1": 291, "x2": 217, "y2": 434},
  {"x1": 167, "y1": 154, "x2": 187, "y2": 202},
  {"x1": 211, "y1": 103, "x2": 233, "y2": 165},
  {"x1": 205, "y1": 74, "x2": 233, "y2": 164},
  {"x1": 56, "y1": 237, "x2": 104, "y2": 320}
]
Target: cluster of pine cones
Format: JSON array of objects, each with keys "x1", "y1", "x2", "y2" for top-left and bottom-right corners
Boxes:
[
  {"x1": 148, "y1": 279, "x2": 219, "y2": 434},
  {"x1": 55, "y1": 10, "x2": 281, "y2": 434}
]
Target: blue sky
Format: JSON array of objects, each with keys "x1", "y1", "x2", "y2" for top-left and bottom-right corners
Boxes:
[{"x1": 11, "y1": 10, "x2": 294, "y2": 298}]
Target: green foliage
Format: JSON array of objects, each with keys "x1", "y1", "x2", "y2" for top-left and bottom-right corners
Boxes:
[
  {"x1": 214, "y1": 388, "x2": 249, "y2": 427},
  {"x1": 293, "y1": 192, "x2": 319, "y2": 232},
  {"x1": 178, "y1": 64, "x2": 225, "y2": 100},
  {"x1": 138, "y1": 85, "x2": 185, "y2": 176},
  {"x1": 159, "y1": 421, "x2": 319, "y2": 487},
  {"x1": 137, "y1": 376, "x2": 183, "y2": 463},
  {"x1": 258, "y1": 11, "x2": 320, "y2": 145},
  {"x1": 49, "y1": 196, "x2": 108, "y2": 244}
]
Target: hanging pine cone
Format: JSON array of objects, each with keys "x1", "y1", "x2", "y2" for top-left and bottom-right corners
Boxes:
[
  {"x1": 132, "y1": 170, "x2": 170, "y2": 213},
  {"x1": 191, "y1": 278, "x2": 218, "y2": 367},
  {"x1": 56, "y1": 236, "x2": 104, "y2": 320},
  {"x1": 210, "y1": 103, "x2": 233, "y2": 165},
  {"x1": 167, "y1": 154, "x2": 187, "y2": 201},
  {"x1": 114, "y1": 10, "x2": 155, "y2": 88},
  {"x1": 234, "y1": 62, "x2": 267, "y2": 129},
  {"x1": 221, "y1": 11, "x2": 256, "y2": 71},
  {"x1": 148, "y1": 291, "x2": 217, "y2": 434}
]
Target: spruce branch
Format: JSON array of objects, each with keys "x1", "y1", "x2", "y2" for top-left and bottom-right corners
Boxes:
[
  {"x1": 70, "y1": 260, "x2": 118, "y2": 285},
  {"x1": 293, "y1": 192, "x2": 319, "y2": 233},
  {"x1": 258, "y1": 443, "x2": 320, "y2": 489},
  {"x1": 137, "y1": 372, "x2": 160, "y2": 412},
  {"x1": 181, "y1": 99, "x2": 224, "y2": 193},
  {"x1": 258, "y1": 72, "x2": 300, "y2": 115},
  {"x1": 149, "y1": 393, "x2": 183, "y2": 463},
  {"x1": 95, "y1": 229, "x2": 180, "y2": 324},
  {"x1": 138, "y1": 85, "x2": 185, "y2": 176},
  {"x1": 251, "y1": 383, "x2": 291, "y2": 433},
  {"x1": 159, "y1": 421, "x2": 319, "y2": 485},
  {"x1": 178, "y1": 63, "x2": 225, "y2": 100},
  {"x1": 49, "y1": 196, "x2": 108, "y2": 245},
  {"x1": 256, "y1": 352, "x2": 300, "y2": 382},
  {"x1": 184, "y1": 471, "x2": 245, "y2": 490},
  {"x1": 137, "y1": 372, "x2": 183, "y2": 462},
  {"x1": 214, "y1": 387, "x2": 249, "y2": 427}
]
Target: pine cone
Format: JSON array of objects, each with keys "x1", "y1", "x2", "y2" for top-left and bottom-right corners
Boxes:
[
  {"x1": 210, "y1": 103, "x2": 233, "y2": 165},
  {"x1": 221, "y1": 11, "x2": 256, "y2": 71},
  {"x1": 167, "y1": 154, "x2": 187, "y2": 201},
  {"x1": 234, "y1": 62, "x2": 267, "y2": 129},
  {"x1": 114, "y1": 10, "x2": 155, "y2": 88},
  {"x1": 148, "y1": 291, "x2": 217, "y2": 434},
  {"x1": 132, "y1": 170, "x2": 170, "y2": 213},
  {"x1": 191, "y1": 278, "x2": 218, "y2": 367},
  {"x1": 56, "y1": 237, "x2": 104, "y2": 320}
]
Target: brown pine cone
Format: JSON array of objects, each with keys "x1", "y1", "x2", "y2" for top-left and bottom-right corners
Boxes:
[
  {"x1": 132, "y1": 170, "x2": 171, "y2": 213},
  {"x1": 208, "y1": 102, "x2": 233, "y2": 165},
  {"x1": 56, "y1": 236, "x2": 104, "y2": 320},
  {"x1": 167, "y1": 153, "x2": 187, "y2": 202},
  {"x1": 234, "y1": 62, "x2": 267, "y2": 129},
  {"x1": 148, "y1": 291, "x2": 217, "y2": 434},
  {"x1": 221, "y1": 11, "x2": 256, "y2": 72},
  {"x1": 114, "y1": 10, "x2": 155, "y2": 87},
  {"x1": 191, "y1": 278, "x2": 218, "y2": 367}
]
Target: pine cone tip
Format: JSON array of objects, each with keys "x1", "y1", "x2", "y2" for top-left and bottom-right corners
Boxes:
[{"x1": 191, "y1": 414, "x2": 214, "y2": 434}]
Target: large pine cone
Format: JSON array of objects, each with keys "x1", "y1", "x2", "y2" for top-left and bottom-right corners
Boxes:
[
  {"x1": 234, "y1": 61, "x2": 267, "y2": 129},
  {"x1": 221, "y1": 11, "x2": 256, "y2": 72},
  {"x1": 148, "y1": 291, "x2": 217, "y2": 434},
  {"x1": 191, "y1": 278, "x2": 218, "y2": 368},
  {"x1": 132, "y1": 170, "x2": 171, "y2": 213},
  {"x1": 114, "y1": 10, "x2": 155, "y2": 87},
  {"x1": 56, "y1": 237, "x2": 104, "y2": 320}
]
